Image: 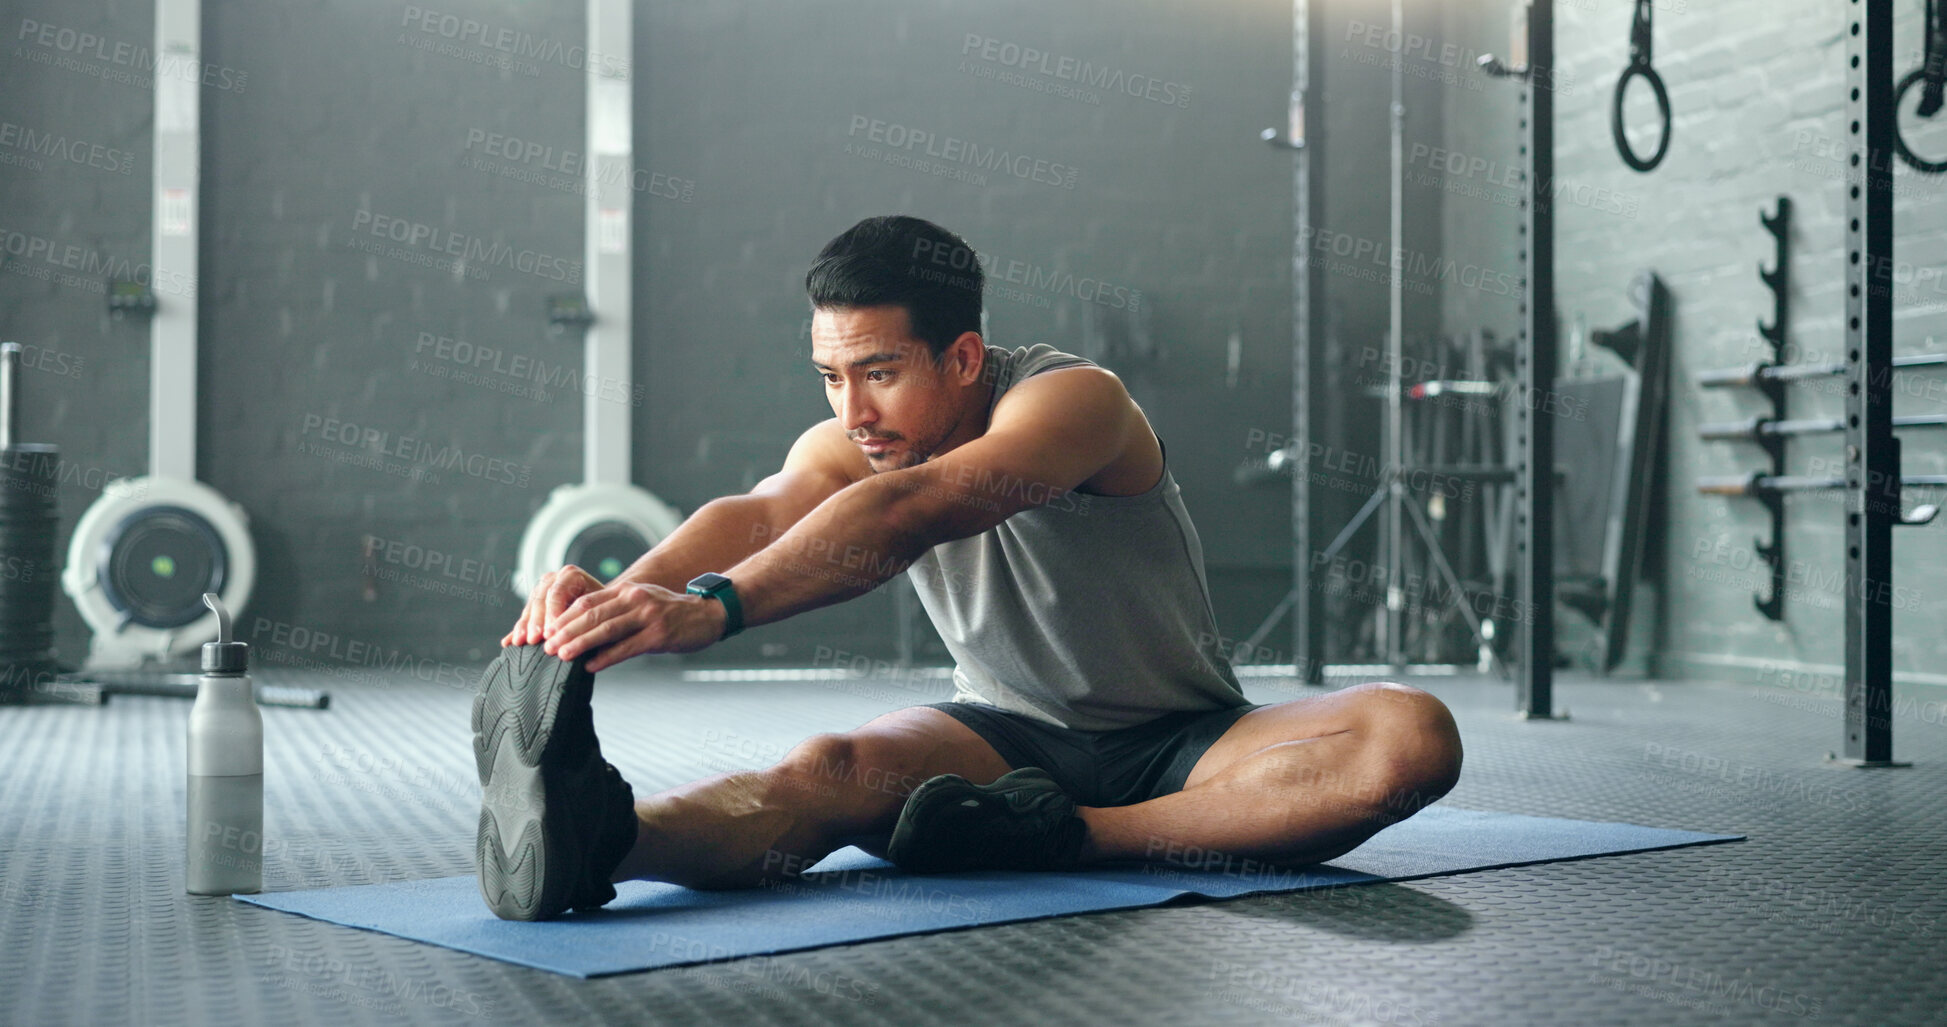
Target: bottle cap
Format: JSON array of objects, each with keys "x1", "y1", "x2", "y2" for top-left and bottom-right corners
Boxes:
[{"x1": 201, "y1": 593, "x2": 250, "y2": 674}]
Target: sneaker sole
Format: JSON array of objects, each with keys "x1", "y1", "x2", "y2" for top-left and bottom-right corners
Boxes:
[
  {"x1": 472, "y1": 644, "x2": 592, "y2": 921},
  {"x1": 888, "y1": 772, "x2": 1023, "y2": 873}
]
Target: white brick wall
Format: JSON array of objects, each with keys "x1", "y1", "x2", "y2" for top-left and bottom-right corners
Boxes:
[{"x1": 1444, "y1": 0, "x2": 1947, "y2": 681}]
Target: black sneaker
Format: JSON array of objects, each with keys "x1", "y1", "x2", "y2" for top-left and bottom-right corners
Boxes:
[
  {"x1": 886, "y1": 767, "x2": 1088, "y2": 873},
  {"x1": 472, "y1": 644, "x2": 638, "y2": 921}
]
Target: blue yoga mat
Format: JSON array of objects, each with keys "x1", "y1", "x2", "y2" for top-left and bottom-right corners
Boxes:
[{"x1": 238, "y1": 806, "x2": 1739, "y2": 978}]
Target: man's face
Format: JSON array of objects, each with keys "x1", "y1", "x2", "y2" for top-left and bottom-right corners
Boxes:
[{"x1": 810, "y1": 305, "x2": 968, "y2": 473}]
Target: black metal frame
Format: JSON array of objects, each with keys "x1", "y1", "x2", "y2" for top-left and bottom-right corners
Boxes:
[
  {"x1": 1752, "y1": 197, "x2": 1792, "y2": 620},
  {"x1": 1843, "y1": 0, "x2": 1902, "y2": 766},
  {"x1": 1289, "y1": 0, "x2": 1326, "y2": 685},
  {"x1": 1516, "y1": 0, "x2": 1559, "y2": 719}
]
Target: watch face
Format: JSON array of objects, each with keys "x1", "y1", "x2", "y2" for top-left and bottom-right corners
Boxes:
[{"x1": 689, "y1": 572, "x2": 730, "y2": 592}]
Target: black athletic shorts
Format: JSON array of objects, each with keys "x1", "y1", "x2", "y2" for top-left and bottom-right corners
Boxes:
[{"x1": 919, "y1": 700, "x2": 1263, "y2": 808}]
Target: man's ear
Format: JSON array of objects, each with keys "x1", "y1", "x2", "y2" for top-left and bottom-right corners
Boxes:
[{"x1": 944, "y1": 331, "x2": 985, "y2": 385}]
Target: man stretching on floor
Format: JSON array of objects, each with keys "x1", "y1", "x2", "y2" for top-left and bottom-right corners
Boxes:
[{"x1": 471, "y1": 215, "x2": 1463, "y2": 921}]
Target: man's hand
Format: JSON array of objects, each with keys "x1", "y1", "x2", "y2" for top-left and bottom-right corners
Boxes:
[
  {"x1": 541, "y1": 581, "x2": 728, "y2": 672},
  {"x1": 503, "y1": 565, "x2": 605, "y2": 649}
]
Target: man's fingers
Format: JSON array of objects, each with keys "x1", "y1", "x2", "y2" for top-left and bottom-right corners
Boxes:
[
  {"x1": 583, "y1": 636, "x2": 646, "y2": 674},
  {"x1": 555, "y1": 615, "x2": 637, "y2": 663},
  {"x1": 543, "y1": 594, "x2": 609, "y2": 655},
  {"x1": 544, "y1": 569, "x2": 603, "y2": 631},
  {"x1": 515, "y1": 594, "x2": 545, "y2": 645}
]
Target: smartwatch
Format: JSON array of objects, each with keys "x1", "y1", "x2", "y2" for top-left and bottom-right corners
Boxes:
[{"x1": 685, "y1": 572, "x2": 744, "y2": 640}]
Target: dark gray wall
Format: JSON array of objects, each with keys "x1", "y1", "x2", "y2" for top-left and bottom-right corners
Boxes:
[
  {"x1": 2, "y1": 0, "x2": 1306, "y2": 676},
  {"x1": 1, "y1": 0, "x2": 158, "y2": 670},
  {"x1": 201, "y1": 0, "x2": 586, "y2": 674},
  {"x1": 634, "y1": 0, "x2": 1299, "y2": 663}
]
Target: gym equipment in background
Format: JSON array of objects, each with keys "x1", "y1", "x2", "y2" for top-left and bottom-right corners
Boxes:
[
  {"x1": 1261, "y1": 0, "x2": 1329, "y2": 685},
  {"x1": 1236, "y1": 331, "x2": 1524, "y2": 678},
  {"x1": 42, "y1": 0, "x2": 320, "y2": 711},
  {"x1": 59, "y1": 0, "x2": 255, "y2": 674},
  {"x1": 512, "y1": 0, "x2": 683, "y2": 599},
  {"x1": 1480, "y1": 0, "x2": 1564, "y2": 718},
  {"x1": 0, "y1": 344, "x2": 75, "y2": 704},
  {"x1": 1611, "y1": 0, "x2": 1671, "y2": 172},
  {"x1": 1697, "y1": 0, "x2": 1930, "y2": 767},
  {"x1": 1894, "y1": 0, "x2": 1945, "y2": 172},
  {"x1": 1263, "y1": 0, "x2": 1563, "y2": 707},
  {"x1": 1553, "y1": 273, "x2": 1671, "y2": 673}
]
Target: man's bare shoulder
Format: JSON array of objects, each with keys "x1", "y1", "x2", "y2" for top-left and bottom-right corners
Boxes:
[{"x1": 986, "y1": 365, "x2": 1160, "y2": 498}]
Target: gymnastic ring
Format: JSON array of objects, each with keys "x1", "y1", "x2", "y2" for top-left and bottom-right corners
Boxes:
[
  {"x1": 1893, "y1": 68, "x2": 1947, "y2": 174},
  {"x1": 1612, "y1": 63, "x2": 1672, "y2": 172}
]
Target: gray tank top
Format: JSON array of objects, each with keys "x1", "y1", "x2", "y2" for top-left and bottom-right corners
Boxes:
[{"x1": 906, "y1": 343, "x2": 1249, "y2": 732}]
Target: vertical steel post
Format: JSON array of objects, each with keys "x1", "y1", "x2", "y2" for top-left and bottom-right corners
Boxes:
[
  {"x1": 1291, "y1": 0, "x2": 1327, "y2": 684},
  {"x1": 1516, "y1": 0, "x2": 1558, "y2": 718},
  {"x1": 1842, "y1": 0, "x2": 1899, "y2": 765},
  {"x1": 585, "y1": 0, "x2": 632, "y2": 487},
  {"x1": 151, "y1": 0, "x2": 200, "y2": 482},
  {"x1": 1384, "y1": 0, "x2": 1407, "y2": 669}
]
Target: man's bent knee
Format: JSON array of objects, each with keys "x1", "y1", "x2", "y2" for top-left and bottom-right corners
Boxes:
[
  {"x1": 767, "y1": 733, "x2": 856, "y2": 804},
  {"x1": 1358, "y1": 682, "x2": 1463, "y2": 814}
]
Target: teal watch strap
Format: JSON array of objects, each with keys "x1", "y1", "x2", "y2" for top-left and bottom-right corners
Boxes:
[{"x1": 685, "y1": 572, "x2": 744, "y2": 640}]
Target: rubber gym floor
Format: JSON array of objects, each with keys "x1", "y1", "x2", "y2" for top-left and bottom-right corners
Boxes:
[{"x1": 3, "y1": 664, "x2": 1941, "y2": 1026}]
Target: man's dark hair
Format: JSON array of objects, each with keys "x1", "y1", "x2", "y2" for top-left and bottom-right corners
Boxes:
[{"x1": 804, "y1": 215, "x2": 984, "y2": 359}]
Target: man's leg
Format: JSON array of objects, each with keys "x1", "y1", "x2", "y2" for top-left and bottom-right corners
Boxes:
[
  {"x1": 1075, "y1": 682, "x2": 1463, "y2": 867},
  {"x1": 610, "y1": 706, "x2": 1015, "y2": 890}
]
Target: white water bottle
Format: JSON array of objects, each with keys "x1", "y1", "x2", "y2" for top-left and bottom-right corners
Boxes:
[{"x1": 186, "y1": 592, "x2": 262, "y2": 895}]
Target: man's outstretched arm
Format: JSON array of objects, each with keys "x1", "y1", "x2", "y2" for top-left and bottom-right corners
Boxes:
[
  {"x1": 507, "y1": 420, "x2": 854, "y2": 653},
  {"x1": 544, "y1": 366, "x2": 1138, "y2": 668},
  {"x1": 728, "y1": 366, "x2": 1138, "y2": 626}
]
